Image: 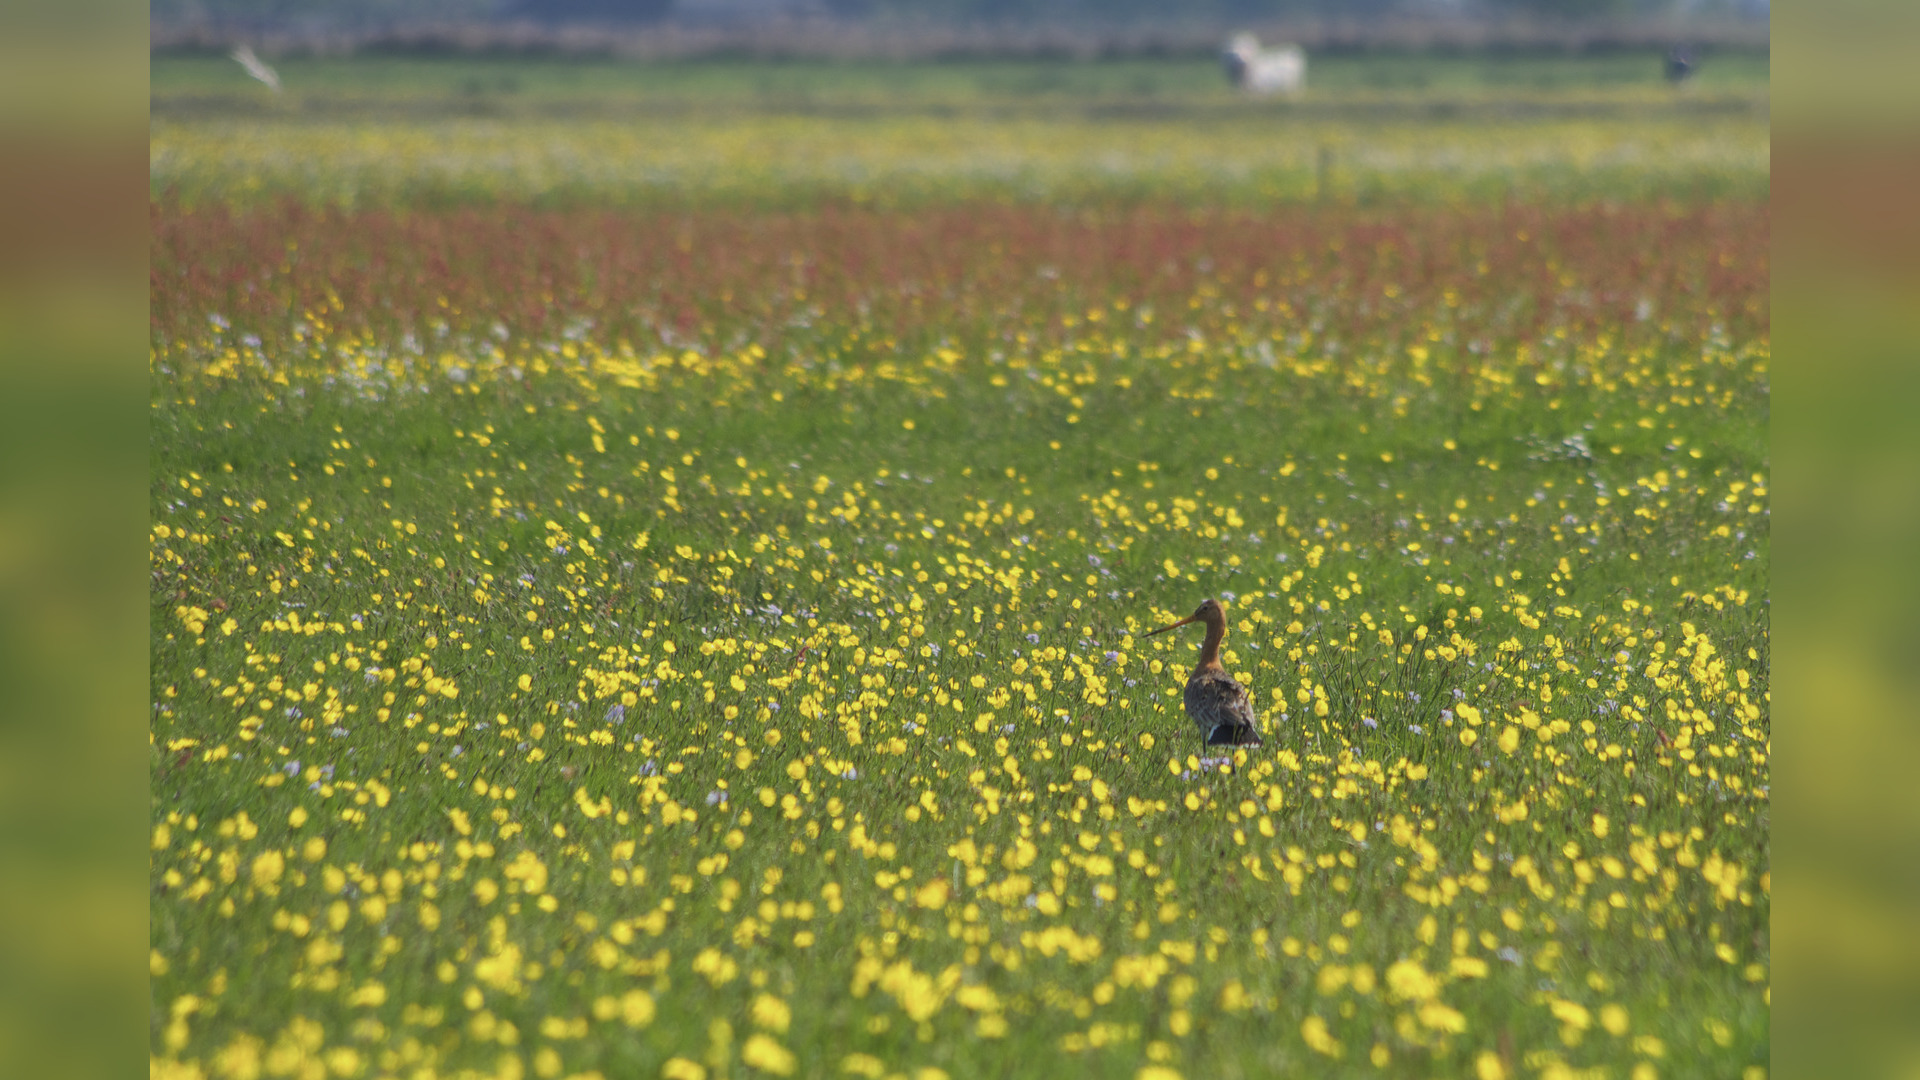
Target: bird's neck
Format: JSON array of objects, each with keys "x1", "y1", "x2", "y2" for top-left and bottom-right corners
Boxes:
[{"x1": 1194, "y1": 616, "x2": 1226, "y2": 673}]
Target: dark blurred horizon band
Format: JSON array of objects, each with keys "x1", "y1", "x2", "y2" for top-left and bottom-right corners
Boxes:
[{"x1": 149, "y1": 8, "x2": 1769, "y2": 62}]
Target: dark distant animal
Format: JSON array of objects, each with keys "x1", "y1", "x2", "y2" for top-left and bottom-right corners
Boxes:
[
  {"x1": 1665, "y1": 47, "x2": 1696, "y2": 83},
  {"x1": 1142, "y1": 598, "x2": 1264, "y2": 747}
]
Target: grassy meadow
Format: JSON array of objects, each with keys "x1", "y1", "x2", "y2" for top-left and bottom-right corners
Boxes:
[
  {"x1": 150, "y1": 52, "x2": 1768, "y2": 210},
  {"x1": 151, "y1": 53, "x2": 1769, "y2": 1080}
]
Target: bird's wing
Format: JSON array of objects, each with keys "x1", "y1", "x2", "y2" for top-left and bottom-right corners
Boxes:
[{"x1": 1185, "y1": 670, "x2": 1259, "y2": 740}]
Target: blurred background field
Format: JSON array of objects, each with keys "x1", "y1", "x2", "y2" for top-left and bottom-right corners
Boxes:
[{"x1": 150, "y1": 51, "x2": 1768, "y2": 208}]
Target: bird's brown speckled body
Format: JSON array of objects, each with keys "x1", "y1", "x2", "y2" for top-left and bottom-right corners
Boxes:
[{"x1": 1144, "y1": 598, "x2": 1263, "y2": 746}]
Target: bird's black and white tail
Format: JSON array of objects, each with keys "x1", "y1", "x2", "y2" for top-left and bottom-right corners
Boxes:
[{"x1": 1207, "y1": 723, "x2": 1262, "y2": 747}]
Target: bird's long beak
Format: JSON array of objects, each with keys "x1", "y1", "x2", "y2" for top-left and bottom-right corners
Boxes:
[{"x1": 1142, "y1": 613, "x2": 1199, "y2": 637}]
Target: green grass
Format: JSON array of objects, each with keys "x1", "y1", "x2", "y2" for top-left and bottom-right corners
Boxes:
[{"x1": 150, "y1": 52, "x2": 1769, "y2": 114}]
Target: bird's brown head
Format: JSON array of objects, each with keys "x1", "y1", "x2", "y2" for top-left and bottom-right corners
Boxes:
[{"x1": 1142, "y1": 598, "x2": 1227, "y2": 637}]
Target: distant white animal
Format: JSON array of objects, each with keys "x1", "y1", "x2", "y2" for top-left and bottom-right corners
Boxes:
[
  {"x1": 231, "y1": 44, "x2": 281, "y2": 92},
  {"x1": 1222, "y1": 33, "x2": 1305, "y2": 95}
]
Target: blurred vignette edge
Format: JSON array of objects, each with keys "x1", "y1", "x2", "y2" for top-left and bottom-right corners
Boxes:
[
  {"x1": 0, "y1": 0, "x2": 151, "y2": 1078},
  {"x1": 1773, "y1": 1, "x2": 1920, "y2": 1078}
]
